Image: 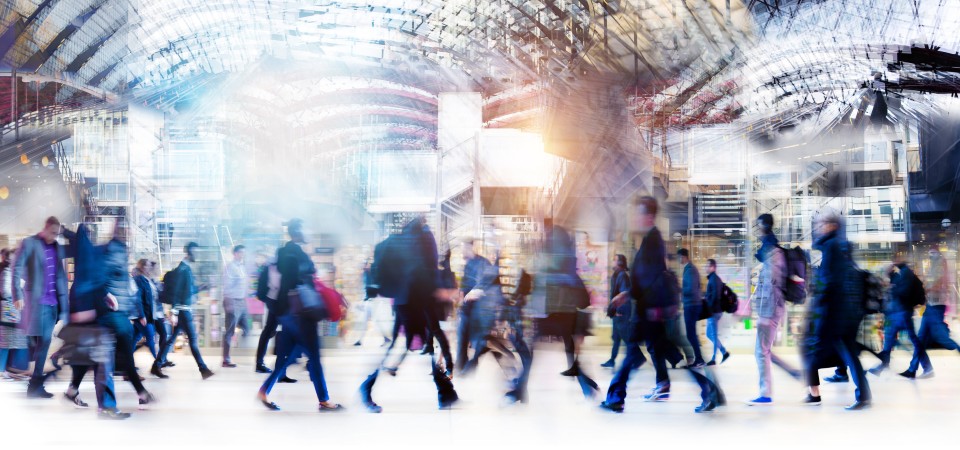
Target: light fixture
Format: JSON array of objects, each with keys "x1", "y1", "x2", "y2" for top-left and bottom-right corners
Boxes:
[
  {"x1": 0, "y1": 186, "x2": 8, "y2": 200},
  {"x1": 20, "y1": 154, "x2": 29, "y2": 164}
]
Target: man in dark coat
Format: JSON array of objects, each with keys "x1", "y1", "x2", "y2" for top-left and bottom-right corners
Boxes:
[{"x1": 868, "y1": 257, "x2": 932, "y2": 379}]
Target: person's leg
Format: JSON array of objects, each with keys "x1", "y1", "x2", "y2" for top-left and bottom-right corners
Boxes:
[
  {"x1": 28, "y1": 306, "x2": 55, "y2": 391},
  {"x1": 609, "y1": 322, "x2": 622, "y2": 362},
  {"x1": 179, "y1": 310, "x2": 210, "y2": 371},
  {"x1": 259, "y1": 326, "x2": 296, "y2": 397},
  {"x1": 835, "y1": 336, "x2": 871, "y2": 403},
  {"x1": 905, "y1": 315, "x2": 932, "y2": 373},
  {"x1": 222, "y1": 304, "x2": 239, "y2": 364},
  {"x1": 291, "y1": 316, "x2": 329, "y2": 403},
  {"x1": 256, "y1": 311, "x2": 278, "y2": 367},
  {"x1": 355, "y1": 301, "x2": 371, "y2": 345},
  {"x1": 455, "y1": 307, "x2": 471, "y2": 371},
  {"x1": 926, "y1": 306, "x2": 960, "y2": 350},
  {"x1": 103, "y1": 313, "x2": 147, "y2": 396},
  {"x1": 684, "y1": 304, "x2": 704, "y2": 364},
  {"x1": 425, "y1": 307, "x2": 453, "y2": 371},
  {"x1": 68, "y1": 365, "x2": 88, "y2": 393},
  {"x1": 508, "y1": 331, "x2": 533, "y2": 402},
  {"x1": 156, "y1": 317, "x2": 182, "y2": 368},
  {"x1": 152, "y1": 319, "x2": 166, "y2": 358},
  {"x1": 604, "y1": 343, "x2": 644, "y2": 405},
  {"x1": 562, "y1": 334, "x2": 576, "y2": 368},
  {"x1": 647, "y1": 322, "x2": 671, "y2": 388},
  {"x1": 877, "y1": 313, "x2": 901, "y2": 368},
  {"x1": 0, "y1": 349, "x2": 8, "y2": 372},
  {"x1": 667, "y1": 314, "x2": 694, "y2": 363},
  {"x1": 755, "y1": 319, "x2": 776, "y2": 398}
]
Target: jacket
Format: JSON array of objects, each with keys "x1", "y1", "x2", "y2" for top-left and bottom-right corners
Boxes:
[
  {"x1": 629, "y1": 227, "x2": 674, "y2": 321},
  {"x1": 134, "y1": 274, "x2": 164, "y2": 322},
  {"x1": 104, "y1": 239, "x2": 142, "y2": 319},
  {"x1": 811, "y1": 229, "x2": 862, "y2": 337},
  {"x1": 681, "y1": 263, "x2": 702, "y2": 306},
  {"x1": 13, "y1": 234, "x2": 69, "y2": 335},
  {"x1": 753, "y1": 234, "x2": 786, "y2": 320},
  {"x1": 276, "y1": 241, "x2": 315, "y2": 317},
  {"x1": 608, "y1": 269, "x2": 631, "y2": 317},
  {"x1": 705, "y1": 272, "x2": 722, "y2": 314},
  {"x1": 170, "y1": 261, "x2": 199, "y2": 314},
  {"x1": 887, "y1": 263, "x2": 918, "y2": 313}
]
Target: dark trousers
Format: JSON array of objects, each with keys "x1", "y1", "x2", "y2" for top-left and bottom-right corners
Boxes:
[
  {"x1": 222, "y1": 300, "x2": 250, "y2": 363},
  {"x1": 917, "y1": 305, "x2": 959, "y2": 351},
  {"x1": 880, "y1": 311, "x2": 931, "y2": 373},
  {"x1": 27, "y1": 305, "x2": 57, "y2": 389},
  {"x1": 806, "y1": 335, "x2": 871, "y2": 402},
  {"x1": 605, "y1": 343, "x2": 647, "y2": 404},
  {"x1": 132, "y1": 319, "x2": 166, "y2": 359},
  {"x1": 424, "y1": 305, "x2": 453, "y2": 368},
  {"x1": 156, "y1": 310, "x2": 208, "y2": 371},
  {"x1": 683, "y1": 303, "x2": 704, "y2": 363},
  {"x1": 455, "y1": 306, "x2": 472, "y2": 371},
  {"x1": 609, "y1": 318, "x2": 641, "y2": 361},
  {"x1": 99, "y1": 312, "x2": 147, "y2": 395},
  {"x1": 260, "y1": 315, "x2": 328, "y2": 402},
  {"x1": 69, "y1": 359, "x2": 117, "y2": 410},
  {"x1": 256, "y1": 311, "x2": 278, "y2": 366}
]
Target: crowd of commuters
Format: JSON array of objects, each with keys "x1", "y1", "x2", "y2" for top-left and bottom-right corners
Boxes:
[{"x1": 2, "y1": 197, "x2": 959, "y2": 419}]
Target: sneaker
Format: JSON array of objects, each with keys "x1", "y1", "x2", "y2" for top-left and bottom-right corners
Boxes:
[
  {"x1": 599, "y1": 401, "x2": 624, "y2": 413},
  {"x1": 98, "y1": 409, "x2": 132, "y2": 420},
  {"x1": 802, "y1": 394, "x2": 822, "y2": 406},
  {"x1": 823, "y1": 374, "x2": 849, "y2": 383},
  {"x1": 138, "y1": 392, "x2": 156, "y2": 410},
  {"x1": 221, "y1": 361, "x2": 237, "y2": 368},
  {"x1": 150, "y1": 364, "x2": 169, "y2": 379},
  {"x1": 918, "y1": 370, "x2": 935, "y2": 379},
  {"x1": 845, "y1": 400, "x2": 871, "y2": 411},
  {"x1": 898, "y1": 370, "x2": 916, "y2": 380},
  {"x1": 161, "y1": 361, "x2": 175, "y2": 368},
  {"x1": 867, "y1": 365, "x2": 886, "y2": 376},
  {"x1": 200, "y1": 368, "x2": 215, "y2": 380},
  {"x1": 255, "y1": 364, "x2": 273, "y2": 374},
  {"x1": 746, "y1": 396, "x2": 773, "y2": 406},
  {"x1": 705, "y1": 360, "x2": 717, "y2": 366},
  {"x1": 27, "y1": 387, "x2": 54, "y2": 399},
  {"x1": 643, "y1": 386, "x2": 670, "y2": 402},
  {"x1": 694, "y1": 399, "x2": 717, "y2": 413},
  {"x1": 600, "y1": 359, "x2": 616, "y2": 368},
  {"x1": 720, "y1": 351, "x2": 731, "y2": 364},
  {"x1": 64, "y1": 391, "x2": 89, "y2": 408},
  {"x1": 353, "y1": 341, "x2": 362, "y2": 347}
]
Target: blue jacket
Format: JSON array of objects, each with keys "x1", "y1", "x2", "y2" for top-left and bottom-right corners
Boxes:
[
  {"x1": 888, "y1": 263, "x2": 917, "y2": 313},
  {"x1": 629, "y1": 227, "x2": 672, "y2": 320},
  {"x1": 681, "y1": 263, "x2": 702, "y2": 306},
  {"x1": 705, "y1": 272, "x2": 722, "y2": 314},
  {"x1": 609, "y1": 268, "x2": 631, "y2": 317}
]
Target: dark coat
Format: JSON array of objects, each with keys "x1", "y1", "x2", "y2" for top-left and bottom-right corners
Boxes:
[
  {"x1": 705, "y1": 272, "x2": 722, "y2": 315},
  {"x1": 888, "y1": 263, "x2": 917, "y2": 313},
  {"x1": 276, "y1": 241, "x2": 315, "y2": 317},
  {"x1": 13, "y1": 234, "x2": 70, "y2": 334},
  {"x1": 681, "y1": 263, "x2": 702, "y2": 306},
  {"x1": 134, "y1": 274, "x2": 164, "y2": 322}
]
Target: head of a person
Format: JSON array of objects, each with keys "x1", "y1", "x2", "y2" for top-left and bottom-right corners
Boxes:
[
  {"x1": 815, "y1": 209, "x2": 842, "y2": 237},
  {"x1": 287, "y1": 218, "x2": 306, "y2": 243},
  {"x1": 135, "y1": 258, "x2": 150, "y2": 275},
  {"x1": 677, "y1": 248, "x2": 690, "y2": 265},
  {"x1": 630, "y1": 196, "x2": 658, "y2": 233},
  {"x1": 614, "y1": 254, "x2": 627, "y2": 270},
  {"x1": 707, "y1": 258, "x2": 717, "y2": 274},
  {"x1": 233, "y1": 245, "x2": 246, "y2": 263},
  {"x1": 892, "y1": 252, "x2": 907, "y2": 266},
  {"x1": 184, "y1": 242, "x2": 200, "y2": 263},
  {"x1": 462, "y1": 238, "x2": 476, "y2": 259},
  {"x1": 40, "y1": 216, "x2": 61, "y2": 244},
  {"x1": 756, "y1": 214, "x2": 774, "y2": 237}
]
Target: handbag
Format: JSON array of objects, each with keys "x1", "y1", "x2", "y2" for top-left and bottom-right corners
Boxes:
[
  {"x1": 313, "y1": 278, "x2": 345, "y2": 322},
  {"x1": 56, "y1": 323, "x2": 116, "y2": 367},
  {"x1": 288, "y1": 283, "x2": 327, "y2": 322}
]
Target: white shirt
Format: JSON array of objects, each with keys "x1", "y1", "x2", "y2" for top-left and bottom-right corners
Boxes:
[{"x1": 222, "y1": 260, "x2": 248, "y2": 300}]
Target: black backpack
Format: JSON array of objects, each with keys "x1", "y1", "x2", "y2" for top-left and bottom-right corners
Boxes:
[
  {"x1": 160, "y1": 267, "x2": 179, "y2": 305},
  {"x1": 860, "y1": 269, "x2": 883, "y2": 314},
  {"x1": 720, "y1": 283, "x2": 739, "y2": 314},
  {"x1": 781, "y1": 246, "x2": 808, "y2": 305},
  {"x1": 910, "y1": 274, "x2": 927, "y2": 307}
]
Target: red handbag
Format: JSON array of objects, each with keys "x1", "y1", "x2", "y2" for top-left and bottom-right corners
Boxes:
[{"x1": 313, "y1": 278, "x2": 346, "y2": 322}]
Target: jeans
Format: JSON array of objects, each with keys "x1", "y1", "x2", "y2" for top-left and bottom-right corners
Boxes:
[
  {"x1": 646, "y1": 321, "x2": 672, "y2": 386},
  {"x1": 609, "y1": 317, "x2": 641, "y2": 362},
  {"x1": 260, "y1": 315, "x2": 328, "y2": 402},
  {"x1": 707, "y1": 313, "x2": 726, "y2": 361},
  {"x1": 683, "y1": 303, "x2": 704, "y2": 363},
  {"x1": 666, "y1": 313, "x2": 694, "y2": 363},
  {"x1": 99, "y1": 312, "x2": 147, "y2": 395},
  {"x1": 256, "y1": 311, "x2": 279, "y2": 366},
  {"x1": 223, "y1": 299, "x2": 250, "y2": 363},
  {"x1": 880, "y1": 310, "x2": 931, "y2": 373},
  {"x1": 27, "y1": 305, "x2": 57, "y2": 389},
  {"x1": 68, "y1": 351, "x2": 118, "y2": 411},
  {"x1": 132, "y1": 320, "x2": 158, "y2": 358},
  {"x1": 917, "y1": 305, "x2": 959, "y2": 351},
  {"x1": 755, "y1": 317, "x2": 779, "y2": 397},
  {"x1": 157, "y1": 310, "x2": 208, "y2": 370},
  {"x1": 456, "y1": 305, "x2": 472, "y2": 371},
  {"x1": 605, "y1": 341, "x2": 648, "y2": 404}
]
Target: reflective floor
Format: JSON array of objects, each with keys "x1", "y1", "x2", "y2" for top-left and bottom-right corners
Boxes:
[{"x1": 1, "y1": 343, "x2": 958, "y2": 448}]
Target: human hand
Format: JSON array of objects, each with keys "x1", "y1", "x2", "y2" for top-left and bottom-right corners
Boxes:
[
  {"x1": 14, "y1": 300, "x2": 23, "y2": 310},
  {"x1": 105, "y1": 293, "x2": 119, "y2": 311},
  {"x1": 139, "y1": 317, "x2": 147, "y2": 326}
]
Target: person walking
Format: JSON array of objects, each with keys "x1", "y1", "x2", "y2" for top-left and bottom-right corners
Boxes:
[
  {"x1": 601, "y1": 254, "x2": 644, "y2": 369},
  {"x1": 0, "y1": 249, "x2": 30, "y2": 380},
  {"x1": 353, "y1": 260, "x2": 391, "y2": 347},
  {"x1": 678, "y1": 249, "x2": 706, "y2": 367},
  {"x1": 868, "y1": 256, "x2": 932, "y2": 379},
  {"x1": 221, "y1": 245, "x2": 251, "y2": 368},
  {"x1": 916, "y1": 248, "x2": 960, "y2": 357},
  {"x1": 704, "y1": 259, "x2": 730, "y2": 365},
  {"x1": 152, "y1": 242, "x2": 214, "y2": 379},
  {"x1": 455, "y1": 239, "x2": 495, "y2": 372},
  {"x1": 132, "y1": 260, "x2": 166, "y2": 367},
  {"x1": 13, "y1": 216, "x2": 70, "y2": 398}
]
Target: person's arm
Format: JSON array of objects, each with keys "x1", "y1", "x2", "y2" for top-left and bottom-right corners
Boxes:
[
  {"x1": 12, "y1": 240, "x2": 29, "y2": 309},
  {"x1": 682, "y1": 266, "x2": 693, "y2": 299},
  {"x1": 770, "y1": 248, "x2": 787, "y2": 304}
]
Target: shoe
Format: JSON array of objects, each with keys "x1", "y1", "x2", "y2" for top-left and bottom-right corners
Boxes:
[
  {"x1": 199, "y1": 368, "x2": 215, "y2": 380},
  {"x1": 867, "y1": 365, "x2": 886, "y2": 376},
  {"x1": 695, "y1": 399, "x2": 717, "y2": 413},
  {"x1": 438, "y1": 395, "x2": 459, "y2": 410},
  {"x1": 599, "y1": 401, "x2": 624, "y2": 413},
  {"x1": 824, "y1": 374, "x2": 849, "y2": 383},
  {"x1": 600, "y1": 359, "x2": 616, "y2": 368},
  {"x1": 138, "y1": 392, "x2": 156, "y2": 409},
  {"x1": 123, "y1": 374, "x2": 146, "y2": 382},
  {"x1": 279, "y1": 376, "x2": 297, "y2": 383},
  {"x1": 353, "y1": 341, "x2": 362, "y2": 347},
  {"x1": 64, "y1": 391, "x2": 89, "y2": 408},
  {"x1": 150, "y1": 365, "x2": 169, "y2": 379},
  {"x1": 643, "y1": 386, "x2": 670, "y2": 402},
  {"x1": 27, "y1": 387, "x2": 54, "y2": 399},
  {"x1": 504, "y1": 389, "x2": 526, "y2": 405},
  {"x1": 918, "y1": 370, "x2": 936, "y2": 379},
  {"x1": 720, "y1": 352, "x2": 731, "y2": 364},
  {"x1": 49, "y1": 356, "x2": 62, "y2": 371},
  {"x1": 690, "y1": 360, "x2": 706, "y2": 369},
  {"x1": 746, "y1": 396, "x2": 773, "y2": 406},
  {"x1": 380, "y1": 338, "x2": 391, "y2": 348},
  {"x1": 421, "y1": 347, "x2": 434, "y2": 355},
  {"x1": 706, "y1": 360, "x2": 717, "y2": 366},
  {"x1": 161, "y1": 361, "x2": 175, "y2": 368},
  {"x1": 383, "y1": 367, "x2": 398, "y2": 377},
  {"x1": 845, "y1": 400, "x2": 871, "y2": 411},
  {"x1": 898, "y1": 370, "x2": 916, "y2": 379},
  {"x1": 560, "y1": 366, "x2": 579, "y2": 377},
  {"x1": 255, "y1": 364, "x2": 273, "y2": 374},
  {"x1": 319, "y1": 402, "x2": 345, "y2": 412},
  {"x1": 98, "y1": 409, "x2": 132, "y2": 420},
  {"x1": 803, "y1": 394, "x2": 822, "y2": 405},
  {"x1": 221, "y1": 361, "x2": 237, "y2": 368}
]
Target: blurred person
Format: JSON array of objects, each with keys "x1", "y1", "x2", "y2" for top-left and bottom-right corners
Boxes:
[
  {"x1": 153, "y1": 242, "x2": 214, "y2": 380},
  {"x1": 0, "y1": 249, "x2": 30, "y2": 379},
  {"x1": 802, "y1": 211, "x2": 871, "y2": 410},
  {"x1": 916, "y1": 248, "x2": 960, "y2": 357},
  {"x1": 422, "y1": 250, "x2": 457, "y2": 357},
  {"x1": 456, "y1": 238, "x2": 495, "y2": 372},
  {"x1": 600, "y1": 196, "x2": 723, "y2": 414},
  {"x1": 221, "y1": 245, "x2": 251, "y2": 368},
  {"x1": 868, "y1": 256, "x2": 932, "y2": 379},
  {"x1": 257, "y1": 219, "x2": 343, "y2": 412},
  {"x1": 253, "y1": 256, "x2": 297, "y2": 383},
  {"x1": 704, "y1": 259, "x2": 730, "y2": 365},
  {"x1": 458, "y1": 248, "x2": 507, "y2": 377},
  {"x1": 359, "y1": 217, "x2": 458, "y2": 413},
  {"x1": 60, "y1": 223, "x2": 130, "y2": 419},
  {"x1": 353, "y1": 260, "x2": 391, "y2": 347},
  {"x1": 678, "y1": 248, "x2": 706, "y2": 367},
  {"x1": 601, "y1": 254, "x2": 644, "y2": 369},
  {"x1": 132, "y1": 260, "x2": 166, "y2": 366},
  {"x1": 747, "y1": 213, "x2": 798, "y2": 406},
  {"x1": 13, "y1": 216, "x2": 69, "y2": 398},
  {"x1": 664, "y1": 254, "x2": 694, "y2": 369}
]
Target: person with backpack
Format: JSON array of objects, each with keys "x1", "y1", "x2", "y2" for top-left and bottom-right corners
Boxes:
[
  {"x1": 867, "y1": 256, "x2": 932, "y2": 379},
  {"x1": 915, "y1": 248, "x2": 960, "y2": 358},
  {"x1": 747, "y1": 213, "x2": 791, "y2": 406},
  {"x1": 601, "y1": 254, "x2": 644, "y2": 369},
  {"x1": 678, "y1": 248, "x2": 706, "y2": 368},
  {"x1": 253, "y1": 257, "x2": 297, "y2": 383},
  {"x1": 704, "y1": 259, "x2": 730, "y2": 365},
  {"x1": 152, "y1": 242, "x2": 214, "y2": 380}
]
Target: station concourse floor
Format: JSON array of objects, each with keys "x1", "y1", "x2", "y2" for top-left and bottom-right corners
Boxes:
[{"x1": 1, "y1": 342, "x2": 957, "y2": 449}]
